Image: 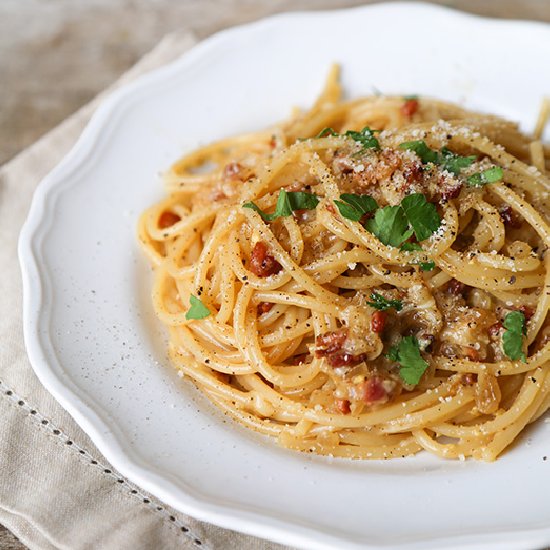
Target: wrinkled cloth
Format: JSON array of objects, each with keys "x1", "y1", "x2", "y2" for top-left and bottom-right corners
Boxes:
[{"x1": 0, "y1": 31, "x2": 289, "y2": 550}]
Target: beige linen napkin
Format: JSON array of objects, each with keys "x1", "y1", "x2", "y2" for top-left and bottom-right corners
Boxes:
[{"x1": 0, "y1": 32, "x2": 290, "y2": 550}]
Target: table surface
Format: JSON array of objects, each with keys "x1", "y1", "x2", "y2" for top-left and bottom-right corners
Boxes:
[{"x1": 2, "y1": 0, "x2": 549, "y2": 547}]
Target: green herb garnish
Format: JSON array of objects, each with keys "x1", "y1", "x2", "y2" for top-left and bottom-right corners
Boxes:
[
  {"x1": 334, "y1": 193, "x2": 378, "y2": 221},
  {"x1": 400, "y1": 242, "x2": 436, "y2": 270},
  {"x1": 185, "y1": 295, "x2": 211, "y2": 320},
  {"x1": 400, "y1": 193, "x2": 441, "y2": 242},
  {"x1": 367, "y1": 292, "x2": 403, "y2": 312},
  {"x1": 243, "y1": 189, "x2": 319, "y2": 221},
  {"x1": 399, "y1": 140, "x2": 438, "y2": 164},
  {"x1": 365, "y1": 193, "x2": 441, "y2": 247},
  {"x1": 400, "y1": 242, "x2": 422, "y2": 252},
  {"x1": 399, "y1": 141, "x2": 475, "y2": 175},
  {"x1": 387, "y1": 336, "x2": 429, "y2": 385},
  {"x1": 466, "y1": 166, "x2": 504, "y2": 187},
  {"x1": 315, "y1": 126, "x2": 380, "y2": 151},
  {"x1": 419, "y1": 261, "x2": 435, "y2": 271},
  {"x1": 502, "y1": 310, "x2": 527, "y2": 362},
  {"x1": 344, "y1": 127, "x2": 380, "y2": 151},
  {"x1": 365, "y1": 205, "x2": 414, "y2": 247},
  {"x1": 315, "y1": 127, "x2": 339, "y2": 138},
  {"x1": 439, "y1": 147, "x2": 476, "y2": 175}
]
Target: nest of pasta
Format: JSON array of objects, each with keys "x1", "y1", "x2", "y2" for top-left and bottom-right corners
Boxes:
[{"x1": 139, "y1": 67, "x2": 550, "y2": 461}]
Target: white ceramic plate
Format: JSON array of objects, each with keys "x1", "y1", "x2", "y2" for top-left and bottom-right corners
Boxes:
[{"x1": 19, "y1": 3, "x2": 550, "y2": 549}]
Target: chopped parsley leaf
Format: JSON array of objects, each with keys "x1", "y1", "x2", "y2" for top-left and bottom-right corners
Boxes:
[
  {"x1": 400, "y1": 242, "x2": 422, "y2": 251},
  {"x1": 419, "y1": 261, "x2": 435, "y2": 271},
  {"x1": 502, "y1": 310, "x2": 527, "y2": 362},
  {"x1": 466, "y1": 166, "x2": 504, "y2": 187},
  {"x1": 315, "y1": 127, "x2": 339, "y2": 138},
  {"x1": 386, "y1": 345, "x2": 399, "y2": 363},
  {"x1": 285, "y1": 191, "x2": 320, "y2": 211},
  {"x1": 367, "y1": 292, "x2": 403, "y2": 312},
  {"x1": 243, "y1": 189, "x2": 319, "y2": 221},
  {"x1": 334, "y1": 193, "x2": 378, "y2": 221},
  {"x1": 399, "y1": 240, "x2": 435, "y2": 270},
  {"x1": 400, "y1": 193, "x2": 441, "y2": 242},
  {"x1": 344, "y1": 127, "x2": 380, "y2": 151},
  {"x1": 315, "y1": 126, "x2": 380, "y2": 151},
  {"x1": 439, "y1": 147, "x2": 476, "y2": 175},
  {"x1": 399, "y1": 141, "x2": 475, "y2": 176},
  {"x1": 365, "y1": 193, "x2": 440, "y2": 248},
  {"x1": 185, "y1": 295, "x2": 211, "y2": 320},
  {"x1": 387, "y1": 336, "x2": 429, "y2": 386},
  {"x1": 365, "y1": 205, "x2": 413, "y2": 247},
  {"x1": 399, "y1": 140, "x2": 438, "y2": 164}
]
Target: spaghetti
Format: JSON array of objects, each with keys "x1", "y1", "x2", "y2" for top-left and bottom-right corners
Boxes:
[{"x1": 138, "y1": 67, "x2": 550, "y2": 460}]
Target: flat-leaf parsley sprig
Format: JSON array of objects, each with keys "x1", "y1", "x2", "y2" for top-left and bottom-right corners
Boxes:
[
  {"x1": 364, "y1": 193, "x2": 441, "y2": 248},
  {"x1": 387, "y1": 336, "x2": 429, "y2": 386},
  {"x1": 399, "y1": 139, "x2": 504, "y2": 188},
  {"x1": 334, "y1": 192, "x2": 441, "y2": 264},
  {"x1": 243, "y1": 189, "x2": 319, "y2": 221},
  {"x1": 399, "y1": 140, "x2": 476, "y2": 175},
  {"x1": 315, "y1": 126, "x2": 381, "y2": 152},
  {"x1": 466, "y1": 166, "x2": 504, "y2": 187},
  {"x1": 334, "y1": 193, "x2": 378, "y2": 222},
  {"x1": 365, "y1": 204, "x2": 413, "y2": 248}
]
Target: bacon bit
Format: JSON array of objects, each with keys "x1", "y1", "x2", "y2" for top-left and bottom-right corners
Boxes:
[
  {"x1": 351, "y1": 149, "x2": 401, "y2": 189},
  {"x1": 402, "y1": 162, "x2": 423, "y2": 184},
  {"x1": 446, "y1": 279, "x2": 465, "y2": 296},
  {"x1": 257, "y1": 302, "x2": 274, "y2": 315},
  {"x1": 326, "y1": 352, "x2": 366, "y2": 368},
  {"x1": 440, "y1": 182, "x2": 463, "y2": 202},
  {"x1": 249, "y1": 242, "x2": 282, "y2": 277},
  {"x1": 488, "y1": 322, "x2": 503, "y2": 337},
  {"x1": 315, "y1": 329, "x2": 348, "y2": 356},
  {"x1": 499, "y1": 206, "x2": 522, "y2": 229},
  {"x1": 379, "y1": 149, "x2": 402, "y2": 174},
  {"x1": 315, "y1": 329, "x2": 366, "y2": 367},
  {"x1": 401, "y1": 99, "x2": 419, "y2": 118},
  {"x1": 336, "y1": 399, "x2": 351, "y2": 415},
  {"x1": 371, "y1": 310, "x2": 387, "y2": 334},
  {"x1": 463, "y1": 347, "x2": 480, "y2": 362},
  {"x1": 461, "y1": 372, "x2": 478, "y2": 386},
  {"x1": 222, "y1": 162, "x2": 244, "y2": 181},
  {"x1": 325, "y1": 203, "x2": 336, "y2": 214},
  {"x1": 158, "y1": 211, "x2": 181, "y2": 229},
  {"x1": 518, "y1": 305, "x2": 534, "y2": 321},
  {"x1": 361, "y1": 376, "x2": 388, "y2": 404}
]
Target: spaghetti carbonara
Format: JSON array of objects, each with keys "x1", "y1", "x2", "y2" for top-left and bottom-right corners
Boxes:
[{"x1": 138, "y1": 67, "x2": 550, "y2": 460}]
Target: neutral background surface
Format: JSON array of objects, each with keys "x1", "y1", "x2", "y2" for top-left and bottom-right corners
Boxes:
[{"x1": 2, "y1": 0, "x2": 549, "y2": 548}]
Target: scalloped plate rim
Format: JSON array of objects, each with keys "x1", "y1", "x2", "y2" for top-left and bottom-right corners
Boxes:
[{"x1": 18, "y1": 3, "x2": 550, "y2": 549}]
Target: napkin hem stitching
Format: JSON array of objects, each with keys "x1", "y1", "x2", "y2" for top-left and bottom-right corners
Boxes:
[{"x1": 0, "y1": 377, "x2": 207, "y2": 548}]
